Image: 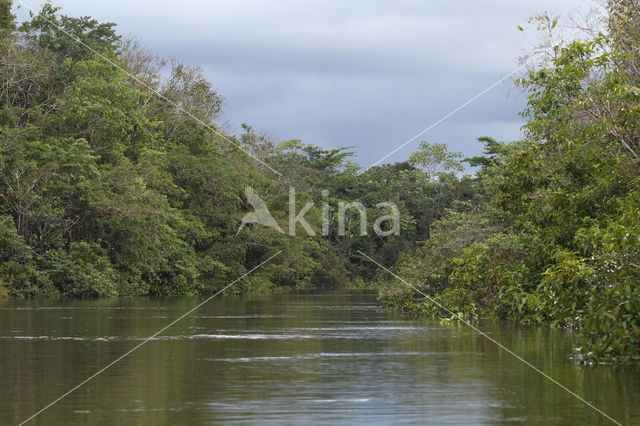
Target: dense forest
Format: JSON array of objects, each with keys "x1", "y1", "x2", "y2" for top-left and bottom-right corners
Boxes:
[{"x1": 0, "y1": 0, "x2": 639, "y2": 363}]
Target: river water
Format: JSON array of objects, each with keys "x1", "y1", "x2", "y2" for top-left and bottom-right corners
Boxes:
[{"x1": 0, "y1": 291, "x2": 637, "y2": 425}]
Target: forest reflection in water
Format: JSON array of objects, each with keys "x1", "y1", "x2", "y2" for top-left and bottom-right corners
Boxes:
[{"x1": 0, "y1": 291, "x2": 637, "y2": 425}]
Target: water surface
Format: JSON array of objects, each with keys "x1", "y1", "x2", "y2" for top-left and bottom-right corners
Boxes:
[{"x1": 0, "y1": 291, "x2": 637, "y2": 425}]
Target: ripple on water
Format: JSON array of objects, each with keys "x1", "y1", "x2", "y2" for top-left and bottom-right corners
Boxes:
[{"x1": 200, "y1": 352, "x2": 428, "y2": 363}]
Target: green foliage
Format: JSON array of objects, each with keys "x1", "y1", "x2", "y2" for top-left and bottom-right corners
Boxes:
[
  {"x1": 448, "y1": 233, "x2": 538, "y2": 318},
  {"x1": 3, "y1": 1, "x2": 639, "y2": 364},
  {"x1": 45, "y1": 242, "x2": 118, "y2": 297},
  {"x1": 0, "y1": 4, "x2": 351, "y2": 298},
  {"x1": 58, "y1": 58, "x2": 161, "y2": 160},
  {"x1": 0, "y1": 0, "x2": 15, "y2": 36},
  {"x1": 463, "y1": 136, "x2": 504, "y2": 169},
  {"x1": 378, "y1": 209, "x2": 498, "y2": 310},
  {"x1": 20, "y1": 4, "x2": 120, "y2": 62},
  {"x1": 383, "y1": 1, "x2": 640, "y2": 363},
  {"x1": 0, "y1": 215, "x2": 52, "y2": 297},
  {"x1": 535, "y1": 191, "x2": 640, "y2": 361},
  {"x1": 0, "y1": 4, "x2": 490, "y2": 302},
  {"x1": 408, "y1": 141, "x2": 463, "y2": 180}
]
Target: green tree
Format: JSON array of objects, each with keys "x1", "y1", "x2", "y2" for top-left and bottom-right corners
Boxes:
[
  {"x1": 408, "y1": 141, "x2": 463, "y2": 180},
  {"x1": 0, "y1": 0, "x2": 15, "y2": 36}
]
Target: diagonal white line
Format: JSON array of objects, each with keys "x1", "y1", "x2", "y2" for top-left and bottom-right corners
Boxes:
[
  {"x1": 357, "y1": 250, "x2": 622, "y2": 426},
  {"x1": 10, "y1": 6, "x2": 284, "y2": 424},
  {"x1": 17, "y1": 250, "x2": 283, "y2": 426},
  {"x1": 359, "y1": 63, "x2": 527, "y2": 175},
  {"x1": 15, "y1": 0, "x2": 282, "y2": 177}
]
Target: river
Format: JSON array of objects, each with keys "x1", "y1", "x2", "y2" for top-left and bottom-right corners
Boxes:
[{"x1": 0, "y1": 290, "x2": 637, "y2": 425}]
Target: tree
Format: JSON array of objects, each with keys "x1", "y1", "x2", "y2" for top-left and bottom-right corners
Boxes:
[
  {"x1": 408, "y1": 141, "x2": 463, "y2": 180},
  {"x1": 0, "y1": 0, "x2": 15, "y2": 37},
  {"x1": 464, "y1": 136, "x2": 504, "y2": 168}
]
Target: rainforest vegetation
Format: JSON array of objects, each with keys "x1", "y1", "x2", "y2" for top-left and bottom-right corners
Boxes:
[{"x1": 0, "y1": 0, "x2": 638, "y2": 362}]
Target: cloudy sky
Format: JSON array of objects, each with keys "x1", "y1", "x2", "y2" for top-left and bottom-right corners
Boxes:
[{"x1": 16, "y1": 0, "x2": 588, "y2": 167}]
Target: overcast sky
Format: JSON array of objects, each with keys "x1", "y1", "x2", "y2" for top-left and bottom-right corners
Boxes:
[{"x1": 16, "y1": 0, "x2": 588, "y2": 167}]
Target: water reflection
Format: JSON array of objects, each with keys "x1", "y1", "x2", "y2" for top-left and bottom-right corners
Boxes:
[{"x1": 0, "y1": 291, "x2": 637, "y2": 425}]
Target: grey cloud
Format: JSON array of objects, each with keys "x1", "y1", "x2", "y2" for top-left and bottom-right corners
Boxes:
[{"x1": 18, "y1": 0, "x2": 584, "y2": 166}]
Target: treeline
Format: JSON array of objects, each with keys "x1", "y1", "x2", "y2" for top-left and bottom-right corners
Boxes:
[
  {"x1": 0, "y1": 2, "x2": 475, "y2": 298},
  {"x1": 380, "y1": 1, "x2": 640, "y2": 363}
]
